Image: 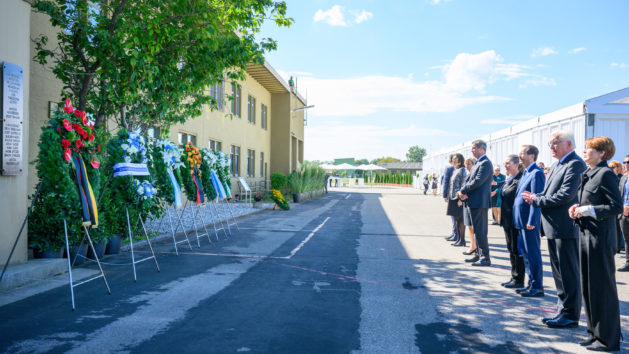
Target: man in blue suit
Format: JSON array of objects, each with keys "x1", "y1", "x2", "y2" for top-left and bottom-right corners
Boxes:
[
  {"x1": 443, "y1": 155, "x2": 459, "y2": 243},
  {"x1": 513, "y1": 145, "x2": 546, "y2": 297},
  {"x1": 457, "y1": 139, "x2": 493, "y2": 266}
]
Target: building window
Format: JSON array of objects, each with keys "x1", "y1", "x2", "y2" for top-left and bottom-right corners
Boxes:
[
  {"x1": 209, "y1": 139, "x2": 222, "y2": 152},
  {"x1": 247, "y1": 149, "x2": 256, "y2": 177},
  {"x1": 230, "y1": 145, "x2": 240, "y2": 176},
  {"x1": 209, "y1": 79, "x2": 224, "y2": 111},
  {"x1": 247, "y1": 95, "x2": 256, "y2": 124},
  {"x1": 261, "y1": 104, "x2": 268, "y2": 130},
  {"x1": 231, "y1": 82, "x2": 241, "y2": 117},
  {"x1": 178, "y1": 132, "x2": 196, "y2": 146},
  {"x1": 259, "y1": 152, "x2": 264, "y2": 177}
]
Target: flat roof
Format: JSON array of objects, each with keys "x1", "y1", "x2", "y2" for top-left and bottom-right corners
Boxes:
[{"x1": 247, "y1": 60, "x2": 307, "y2": 106}]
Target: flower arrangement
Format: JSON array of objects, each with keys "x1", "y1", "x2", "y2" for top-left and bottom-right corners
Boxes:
[
  {"x1": 150, "y1": 139, "x2": 184, "y2": 206},
  {"x1": 179, "y1": 142, "x2": 205, "y2": 204},
  {"x1": 254, "y1": 192, "x2": 262, "y2": 202},
  {"x1": 28, "y1": 98, "x2": 106, "y2": 253},
  {"x1": 271, "y1": 189, "x2": 290, "y2": 210},
  {"x1": 101, "y1": 129, "x2": 161, "y2": 237}
]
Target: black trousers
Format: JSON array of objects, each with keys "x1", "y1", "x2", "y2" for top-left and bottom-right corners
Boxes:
[
  {"x1": 620, "y1": 216, "x2": 629, "y2": 261},
  {"x1": 580, "y1": 229, "x2": 621, "y2": 348},
  {"x1": 469, "y1": 207, "x2": 490, "y2": 261},
  {"x1": 547, "y1": 238, "x2": 581, "y2": 320},
  {"x1": 502, "y1": 226, "x2": 524, "y2": 283}
]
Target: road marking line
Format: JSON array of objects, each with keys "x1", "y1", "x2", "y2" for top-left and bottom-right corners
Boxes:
[
  {"x1": 276, "y1": 216, "x2": 331, "y2": 259},
  {"x1": 345, "y1": 194, "x2": 351, "y2": 199}
]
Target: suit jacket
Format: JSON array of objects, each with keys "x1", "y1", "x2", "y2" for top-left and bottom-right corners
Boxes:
[
  {"x1": 532, "y1": 151, "x2": 587, "y2": 239},
  {"x1": 576, "y1": 162, "x2": 622, "y2": 238},
  {"x1": 449, "y1": 166, "x2": 467, "y2": 200},
  {"x1": 442, "y1": 165, "x2": 454, "y2": 199},
  {"x1": 500, "y1": 171, "x2": 523, "y2": 230},
  {"x1": 619, "y1": 174, "x2": 628, "y2": 220},
  {"x1": 513, "y1": 163, "x2": 546, "y2": 230},
  {"x1": 459, "y1": 155, "x2": 493, "y2": 209}
]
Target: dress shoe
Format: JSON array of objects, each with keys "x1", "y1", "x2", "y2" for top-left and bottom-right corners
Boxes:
[
  {"x1": 579, "y1": 337, "x2": 597, "y2": 346},
  {"x1": 541, "y1": 314, "x2": 560, "y2": 324},
  {"x1": 445, "y1": 235, "x2": 457, "y2": 241},
  {"x1": 520, "y1": 288, "x2": 544, "y2": 297},
  {"x1": 503, "y1": 280, "x2": 524, "y2": 289},
  {"x1": 451, "y1": 241, "x2": 466, "y2": 247},
  {"x1": 546, "y1": 316, "x2": 578, "y2": 328},
  {"x1": 462, "y1": 249, "x2": 477, "y2": 255},
  {"x1": 585, "y1": 339, "x2": 619, "y2": 352},
  {"x1": 471, "y1": 259, "x2": 491, "y2": 267},
  {"x1": 515, "y1": 286, "x2": 531, "y2": 294},
  {"x1": 617, "y1": 263, "x2": 629, "y2": 272},
  {"x1": 501, "y1": 280, "x2": 512, "y2": 287},
  {"x1": 464, "y1": 256, "x2": 479, "y2": 263}
]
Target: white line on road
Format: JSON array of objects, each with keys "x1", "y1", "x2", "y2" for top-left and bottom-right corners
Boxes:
[
  {"x1": 345, "y1": 194, "x2": 351, "y2": 199},
  {"x1": 273, "y1": 216, "x2": 331, "y2": 259}
]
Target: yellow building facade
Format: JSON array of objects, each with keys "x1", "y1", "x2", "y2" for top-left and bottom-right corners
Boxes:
[{"x1": 168, "y1": 61, "x2": 307, "y2": 195}]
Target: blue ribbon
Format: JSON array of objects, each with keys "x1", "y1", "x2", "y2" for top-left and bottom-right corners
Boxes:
[
  {"x1": 210, "y1": 170, "x2": 226, "y2": 199},
  {"x1": 167, "y1": 168, "x2": 182, "y2": 209},
  {"x1": 113, "y1": 162, "x2": 150, "y2": 177}
]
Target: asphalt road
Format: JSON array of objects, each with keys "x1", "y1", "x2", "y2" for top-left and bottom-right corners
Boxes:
[{"x1": 1, "y1": 187, "x2": 628, "y2": 353}]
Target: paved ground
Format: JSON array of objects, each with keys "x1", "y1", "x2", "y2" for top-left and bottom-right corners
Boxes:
[{"x1": 1, "y1": 187, "x2": 628, "y2": 353}]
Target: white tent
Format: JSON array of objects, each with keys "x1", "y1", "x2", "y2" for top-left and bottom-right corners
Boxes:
[
  {"x1": 355, "y1": 164, "x2": 387, "y2": 185},
  {"x1": 334, "y1": 163, "x2": 356, "y2": 170}
]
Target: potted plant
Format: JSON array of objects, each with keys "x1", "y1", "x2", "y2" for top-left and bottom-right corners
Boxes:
[
  {"x1": 253, "y1": 192, "x2": 262, "y2": 202},
  {"x1": 288, "y1": 172, "x2": 303, "y2": 203}
]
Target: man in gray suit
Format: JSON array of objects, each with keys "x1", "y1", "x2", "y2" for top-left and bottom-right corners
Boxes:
[
  {"x1": 522, "y1": 131, "x2": 586, "y2": 328},
  {"x1": 457, "y1": 139, "x2": 493, "y2": 266}
]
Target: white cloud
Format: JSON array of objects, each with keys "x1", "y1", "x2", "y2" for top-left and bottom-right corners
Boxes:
[
  {"x1": 314, "y1": 5, "x2": 347, "y2": 26},
  {"x1": 570, "y1": 47, "x2": 586, "y2": 54},
  {"x1": 519, "y1": 76, "x2": 557, "y2": 88},
  {"x1": 313, "y1": 5, "x2": 373, "y2": 26},
  {"x1": 531, "y1": 47, "x2": 558, "y2": 58},
  {"x1": 353, "y1": 10, "x2": 373, "y2": 24},
  {"x1": 430, "y1": 0, "x2": 453, "y2": 4},
  {"x1": 306, "y1": 123, "x2": 457, "y2": 160},
  {"x1": 611, "y1": 62, "x2": 627, "y2": 69},
  {"x1": 291, "y1": 50, "x2": 559, "y2": 117},
  {"x1": 480, "y1": 114, "x2": 535, "y2": 125}
]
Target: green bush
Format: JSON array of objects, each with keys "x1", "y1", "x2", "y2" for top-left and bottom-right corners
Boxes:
[
  {"x1": 288, "y1": 172, "x2": 303, "y2": 194},
  {"x1": 271, "y1": 172, "x2": 287, "y2": 190}
]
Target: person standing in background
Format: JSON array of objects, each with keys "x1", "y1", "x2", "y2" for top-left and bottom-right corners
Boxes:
[
  {"x1": 491, "y1": 166, "x2": 506, "y2": 225},
  {"x1": 432, "y1": 173, "x2": 438, "y2": 196},
  {"x1": 457, "y1": 140, "x2": 493, "y2": 266},
  {"x1": 499, "y1": 154, "x2": 525, "y2": 289},
  {"x1": 617, "y1": 155, "x2": 629, "y2": 272},
  {"x1": 610, "y1": 160, "x2": 625, "y2": 253},
  {"x1": 570, "y1": 136, "x2": 622, "y2": 351},
  {"x1": 443, "y1": 155, "x2": 458, "y2": 243},
  {"x1": 462, "y1": 157, "x2": 478, "y2": 256},
  {"x1": 448, "y1": 154, "x2": 467, "y2": 247},
  {"x1": 522, "y1": 132, "x2": 586, "y2": 327}
]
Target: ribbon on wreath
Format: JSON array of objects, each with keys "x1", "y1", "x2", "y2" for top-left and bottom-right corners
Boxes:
[
  {"x1": 71, "y1": 154, "x2": 99, "y2": 228},
  {"x1": 210, "y1": 170, "x2": 227, "y2": 199},
  {"x1": 167, "y1": 168, "x2": 182, "y2": 209},
  {"x1": 113, "y1": 162, "x2": 150, "y2": 177},
  {"x1": 192, "y1": 169, "x2": 205, "y2": 204}
]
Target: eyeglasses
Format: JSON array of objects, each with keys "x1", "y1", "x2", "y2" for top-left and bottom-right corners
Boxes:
[
  {"x1": 548, "y1": 141, "x2": 563, "y2": 147},
  {"x1": 624, "y1": 161, "x2": 629, "y2": 164}
]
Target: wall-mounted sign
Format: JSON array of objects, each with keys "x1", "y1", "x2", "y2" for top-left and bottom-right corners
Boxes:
[{"x1": 1, "y1": 62, "x2": 24, "y2": 176}]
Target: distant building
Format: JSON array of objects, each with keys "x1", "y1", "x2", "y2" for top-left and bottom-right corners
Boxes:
[{"x1": 377, "y1": 162, "x2": 423, "y2": 175}]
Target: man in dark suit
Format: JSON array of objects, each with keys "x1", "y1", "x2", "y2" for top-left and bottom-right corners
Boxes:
[
  {"x1": 443, "y1": 155, "x2": 458, "y2": 243},
  {"x1": 457, "y1": 139, "x2": 493, "y2": 266},
  {"x1": 500, "y1": 154, "x2": 525, "y2": 288},
  {"x1": 617, "y1": 154, "x2": 629, "y2": 272},
  {"x1": 522, "y1": 132, "x2": 586, "y2": 327},
  {"x1": 514, "y1": 145, "x2": 546, "y2": 297}
]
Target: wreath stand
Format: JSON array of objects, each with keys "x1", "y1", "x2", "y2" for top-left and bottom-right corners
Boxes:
[
  {"x1": 125, "y1": 208, "x2": 160, "y2": 281},
  {"x1": 208, "y1": 199, "x2": 229, "y2": 240},
  {"x1": 63, "y1": 219, "x2": 111, "y2": 310},
  {"x1": 151, "y1": 200, "x2": 193, "y2": 255},
  {"x1": 218, "y1": 197, "x2": 240, "y2": 234}
]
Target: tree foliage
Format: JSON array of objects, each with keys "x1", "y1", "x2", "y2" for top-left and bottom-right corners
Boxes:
[
  {"x1": 371, "y1": 157, "x2": 401, "y2": 164},
  {"x1": 406, "y1": 145, "x2": 427, "y2": 162},
  {"x1": 32, "y1": 0, "x2": 293, "y2": 130}
]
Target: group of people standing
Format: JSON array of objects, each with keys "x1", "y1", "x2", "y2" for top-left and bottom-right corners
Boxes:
[{"x1": 439, "y1": 132, "x2": 625, "y2": 352}]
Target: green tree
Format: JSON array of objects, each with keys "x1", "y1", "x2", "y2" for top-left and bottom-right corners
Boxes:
[
  {"x1": 33, "y1": 0, "x2": 293, "y2": 130},
  {"x1": 355, "y1": 158, "x2": 369, "y2": 165},
  {"x1": 372, "y1": 157, "x2": 401, "y2": 164},
  {"x1": 406, "y1": 145, "x2": 427, "y2": 162}
]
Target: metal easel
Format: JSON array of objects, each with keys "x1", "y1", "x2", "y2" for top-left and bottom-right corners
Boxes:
[{"x1": 125, "y1": 208, "x2": 160, "y2": 281}]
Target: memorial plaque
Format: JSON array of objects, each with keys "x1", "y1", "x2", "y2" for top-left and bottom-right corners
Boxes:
[{"x1": 1, "y1": 62, "x2": 24, "y2": 176}]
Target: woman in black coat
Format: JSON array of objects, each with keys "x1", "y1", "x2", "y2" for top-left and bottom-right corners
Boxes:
[
  {"x1": 447, "y1": 153, "x2": 467, "y2": 246},
  {"x1": 499, "y1": 154, "x2": 525, "y2": 288},
  {"x1": 569, "y1": 136, "x2": 622, "y2": 351}
]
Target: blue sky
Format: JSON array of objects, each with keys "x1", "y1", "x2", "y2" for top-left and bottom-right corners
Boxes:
[{"x1": 258, "y1": 0, "x2": 629, "y2": 162}]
